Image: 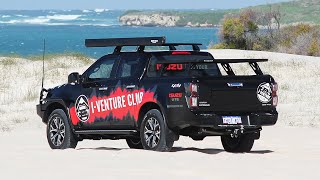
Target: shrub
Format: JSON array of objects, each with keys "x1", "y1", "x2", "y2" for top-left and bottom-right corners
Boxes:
[
  {"x1": 308, "y1": 39, "x2": 320, "y2": 56},
  {"x1": 253, "y1": 42, "x2": 263, "y2": 51},
  {"x1": 277, "y1": 23, "x2": 320, "y2": 56},
  {"x1": 214, "y1": 10, "x2": 320, "y2": 57},
  {"x1": 214, "y1": 9, "x2": 259, "y2": 50}
]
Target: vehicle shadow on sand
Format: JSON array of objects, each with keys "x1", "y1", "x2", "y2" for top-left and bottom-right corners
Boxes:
[
  {"x1": 77, "y1": 147, "x2": 273, "y2": 155},
  {"x1": 171, "y1": 147, "x2": 224, "y2": 154},
  {"x1": 77, "y1": 147, "x2": 127, "y2": 151},
  {"x1": 171, "y1": 147, "x2": 274, "y2": 155}
]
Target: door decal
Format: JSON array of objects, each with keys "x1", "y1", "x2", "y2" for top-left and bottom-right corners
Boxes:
[
  {"x1": 257, "y1": 82, "x2": 272, "y2": 103},
  {"x1": 70, "y1": 87, "x2": 156, "y2": 125},
  {"x1": 75, "y1": 95, "x2": 90, "y2": 122}
]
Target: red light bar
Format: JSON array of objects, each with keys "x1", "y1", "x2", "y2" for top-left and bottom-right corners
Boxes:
[{"x1": 172, "y1": 51, "x2": 192, "y2": 55}]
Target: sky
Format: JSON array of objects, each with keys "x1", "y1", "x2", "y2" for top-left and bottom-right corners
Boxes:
[{"x1": 0, "y1": 0, "x2": 291, "y2": 10}]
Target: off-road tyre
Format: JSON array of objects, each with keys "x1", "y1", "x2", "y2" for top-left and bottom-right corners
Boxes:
[
  {"x1": 47, "y1": 109, "x2": 78, "y2": 149},
  {"x1": 221, "y1": 133, "x2": 255, "y2": 153},
  {"x1": 140, "y1": 109, "x2": 175, "y2": 152}
]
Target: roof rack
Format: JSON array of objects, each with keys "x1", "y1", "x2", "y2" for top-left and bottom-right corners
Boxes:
[{"x1": 85, "y1": 37, "x2": 202, "y2": 53}]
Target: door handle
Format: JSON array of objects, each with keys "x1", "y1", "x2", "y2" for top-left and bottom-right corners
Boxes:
[
  {"x1": 227, "y1": 83, "x2": 243, "y2": 87},
  {"x1": 98, "y1": 87, "x2": 108, "y2": 91},
  {"x1": 126, "y1": 85, "x2": 136, "y2": 89}
]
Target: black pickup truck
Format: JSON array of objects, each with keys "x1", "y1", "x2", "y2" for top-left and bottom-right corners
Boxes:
[{"x1": 36, "y1": 37, "x2": 278, "y2": 152}]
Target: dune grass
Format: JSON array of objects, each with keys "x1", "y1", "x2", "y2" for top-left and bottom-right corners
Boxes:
[
  {"x1": 0, "y1": 54, "x2": 92, "y2": 131},
  {"x1": 0, "y1": 50, "x2": 319, "y2": 132},
  {"x1": 26, "y1": 52, "x2": 93, "y2": 64}
]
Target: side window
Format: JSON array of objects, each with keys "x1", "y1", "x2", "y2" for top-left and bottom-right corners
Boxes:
[
  {"x1": 147, "y1": 57, "x2": 187, "y2": 77},
  {"x1": 147, "y1": 55, "x2": 221, "y2": 77},
  {"x1": 147, "y1": 57, "x2": 159, "y2": 77},
  {"x1": 87, "y1": 57, "x2": 116, "y2": 80},
  {"x1": 117, "y1": 55, "x2": 142, "y2": 78}
]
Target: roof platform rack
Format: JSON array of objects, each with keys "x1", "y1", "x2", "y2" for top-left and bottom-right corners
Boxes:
[{"x1": 85, "y1": 37, "x2": 202, "y2": 53}]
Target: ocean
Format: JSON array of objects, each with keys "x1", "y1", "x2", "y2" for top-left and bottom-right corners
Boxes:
[{"x1": 0, "y1": 10, "x2": 219, "y2": 58}]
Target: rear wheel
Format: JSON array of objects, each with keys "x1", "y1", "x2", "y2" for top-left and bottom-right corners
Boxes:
[
  {"x1": 221, "y1": 133, "x2": 255, "y2": 153},
  {"x1": 126, "y1": 137, "x2": 143, "y2": 149},
  {"x1": 140, "y1": 109, "x2": 174, "y2": 152},
  {"x1": 47, "y1": 109, "x2": 78, "y2": 149}
]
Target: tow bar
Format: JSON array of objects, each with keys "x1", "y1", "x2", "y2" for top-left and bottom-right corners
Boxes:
[{"x1": 230, "y1": 126, "x2": 245, "y2": 138}]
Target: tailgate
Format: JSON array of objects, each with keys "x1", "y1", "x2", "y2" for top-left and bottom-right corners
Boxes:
[{"x1": 196, "y1": 75, "x2": 275, "y2": 113}]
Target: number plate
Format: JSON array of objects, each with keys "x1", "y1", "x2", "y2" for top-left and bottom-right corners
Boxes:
[{"x1": 222, "y1": 116, "x2": 242, "y2": 125}]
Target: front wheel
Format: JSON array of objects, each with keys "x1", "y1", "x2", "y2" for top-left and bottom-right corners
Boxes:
[
  {"x1": 47, "y1": 109, "x2": 78, "y2": 149},
  {"x1": 221, "y1": 133, "x2": 255, "y2": 153},
  {"x1": 140, "y1": 109, "x2": 174, "y2": 152}
]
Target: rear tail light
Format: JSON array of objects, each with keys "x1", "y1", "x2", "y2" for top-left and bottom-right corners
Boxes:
[
  {"x1": 185, "y1": 83, "x2": 198, "y2": 109},
  {"x1": 272, "y1": 82, "x2": 278, "y2": 107},
  {"x1": 272, "y1": 83, "x2": 278, "y2": 92},
  {"x1": 191, "y1": 83, "x2": 198, "y2": 96},
  {"x1": 190, "y1": 97, "x2": 198, "y2": 107}
]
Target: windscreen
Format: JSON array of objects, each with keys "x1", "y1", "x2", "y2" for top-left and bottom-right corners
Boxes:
[{"x1": 147, "y1": 54, "x2": 221, "y2": 77}]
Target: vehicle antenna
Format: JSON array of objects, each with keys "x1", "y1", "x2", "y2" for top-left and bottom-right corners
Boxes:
[{"x1": 41, "y1": 39, "x2": 45, "y2": 90}]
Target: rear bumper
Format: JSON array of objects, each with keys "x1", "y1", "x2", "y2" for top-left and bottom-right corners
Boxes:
[
  {"x1": 168, "y1": 111, "x2": 278, "y2": 129},
  {"x1": 197, "y1": 112, "x2": 277, "y2": 128}
]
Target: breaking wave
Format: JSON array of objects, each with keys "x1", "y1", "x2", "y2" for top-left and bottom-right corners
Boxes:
[
  {"x1": 0, "y1": 10, "x2": 122, "y2": 26},
  {"x1": 94, "y1": 9, "x2": 109, "y2": 13},
  {"x1": 46, "y1": 14, "x2": 82, "y2": 21},
  {"x1": 0, "y1": 14, "x2": 82, "y2": 25}
]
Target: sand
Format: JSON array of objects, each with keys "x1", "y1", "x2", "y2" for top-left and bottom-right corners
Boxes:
[
  {"x1": 0, "y1": 49, "x2": 319, "y2": 179},
  {"x1": 0, "y1": 126, "x2": 319, "y2": 180}
]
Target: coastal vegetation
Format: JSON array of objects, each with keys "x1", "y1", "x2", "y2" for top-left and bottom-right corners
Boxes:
[
  {"x1": 213, "y1": 8, "x2": 320, "y2": 56},
  {"x1": 120, "y1": 0, "x2": 320, "y2": 27}
]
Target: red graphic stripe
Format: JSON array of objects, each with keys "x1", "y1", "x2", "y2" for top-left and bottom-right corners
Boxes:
[{"x1": 70, "y1": 87, "x2": 156, "y2": 125}]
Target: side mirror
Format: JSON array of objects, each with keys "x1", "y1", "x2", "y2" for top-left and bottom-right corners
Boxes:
[{"x1": 68, "y1": 72, "x2": 80, "y2": 84}]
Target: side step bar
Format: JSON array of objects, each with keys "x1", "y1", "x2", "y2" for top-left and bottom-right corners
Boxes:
[{"x1": 75, "y1": 130, "x2": 137, "y2": 135}]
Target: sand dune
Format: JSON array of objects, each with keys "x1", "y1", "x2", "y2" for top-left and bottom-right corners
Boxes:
[
  {"x1": 1, "y1": 49, "x2": 319, "y2": 131},
  {"x1": 0, "y1": 50, "x2": 319, "y2": 179}
]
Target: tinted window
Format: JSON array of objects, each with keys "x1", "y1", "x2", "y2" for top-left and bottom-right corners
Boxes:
[
  {"x1": 147, "y1": 55, "x2": 221, "y2": 77},
  {"x1": 189, "y1": 63, "x2": 221, "y2": 77},
  {"x1": 87, "y1": 57, "x2": 115, "y2": 80},
  {"x1": 117, "y1": 55, "x2": 145, "y2": 78}
]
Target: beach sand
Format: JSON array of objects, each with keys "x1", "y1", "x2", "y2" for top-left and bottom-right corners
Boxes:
[{"x1": 0, "y1": 126, "x2": 319, "y2": 180}]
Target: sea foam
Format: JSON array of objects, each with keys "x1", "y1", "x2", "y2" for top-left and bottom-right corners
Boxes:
[
  {"x1": 94, "y1": 9, "x2": 109, "y2": 13},
  {"x1": 46, "y1": 15, "x2": 82, "y2": 21}
]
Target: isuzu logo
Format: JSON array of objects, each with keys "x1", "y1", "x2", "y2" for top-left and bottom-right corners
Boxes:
[
  {"x1": 257, "y1": 82, "x2": 272, "y2": 103},
  {"x1": 75, "y1": 95, "x2": 90, "y2": 122}
]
